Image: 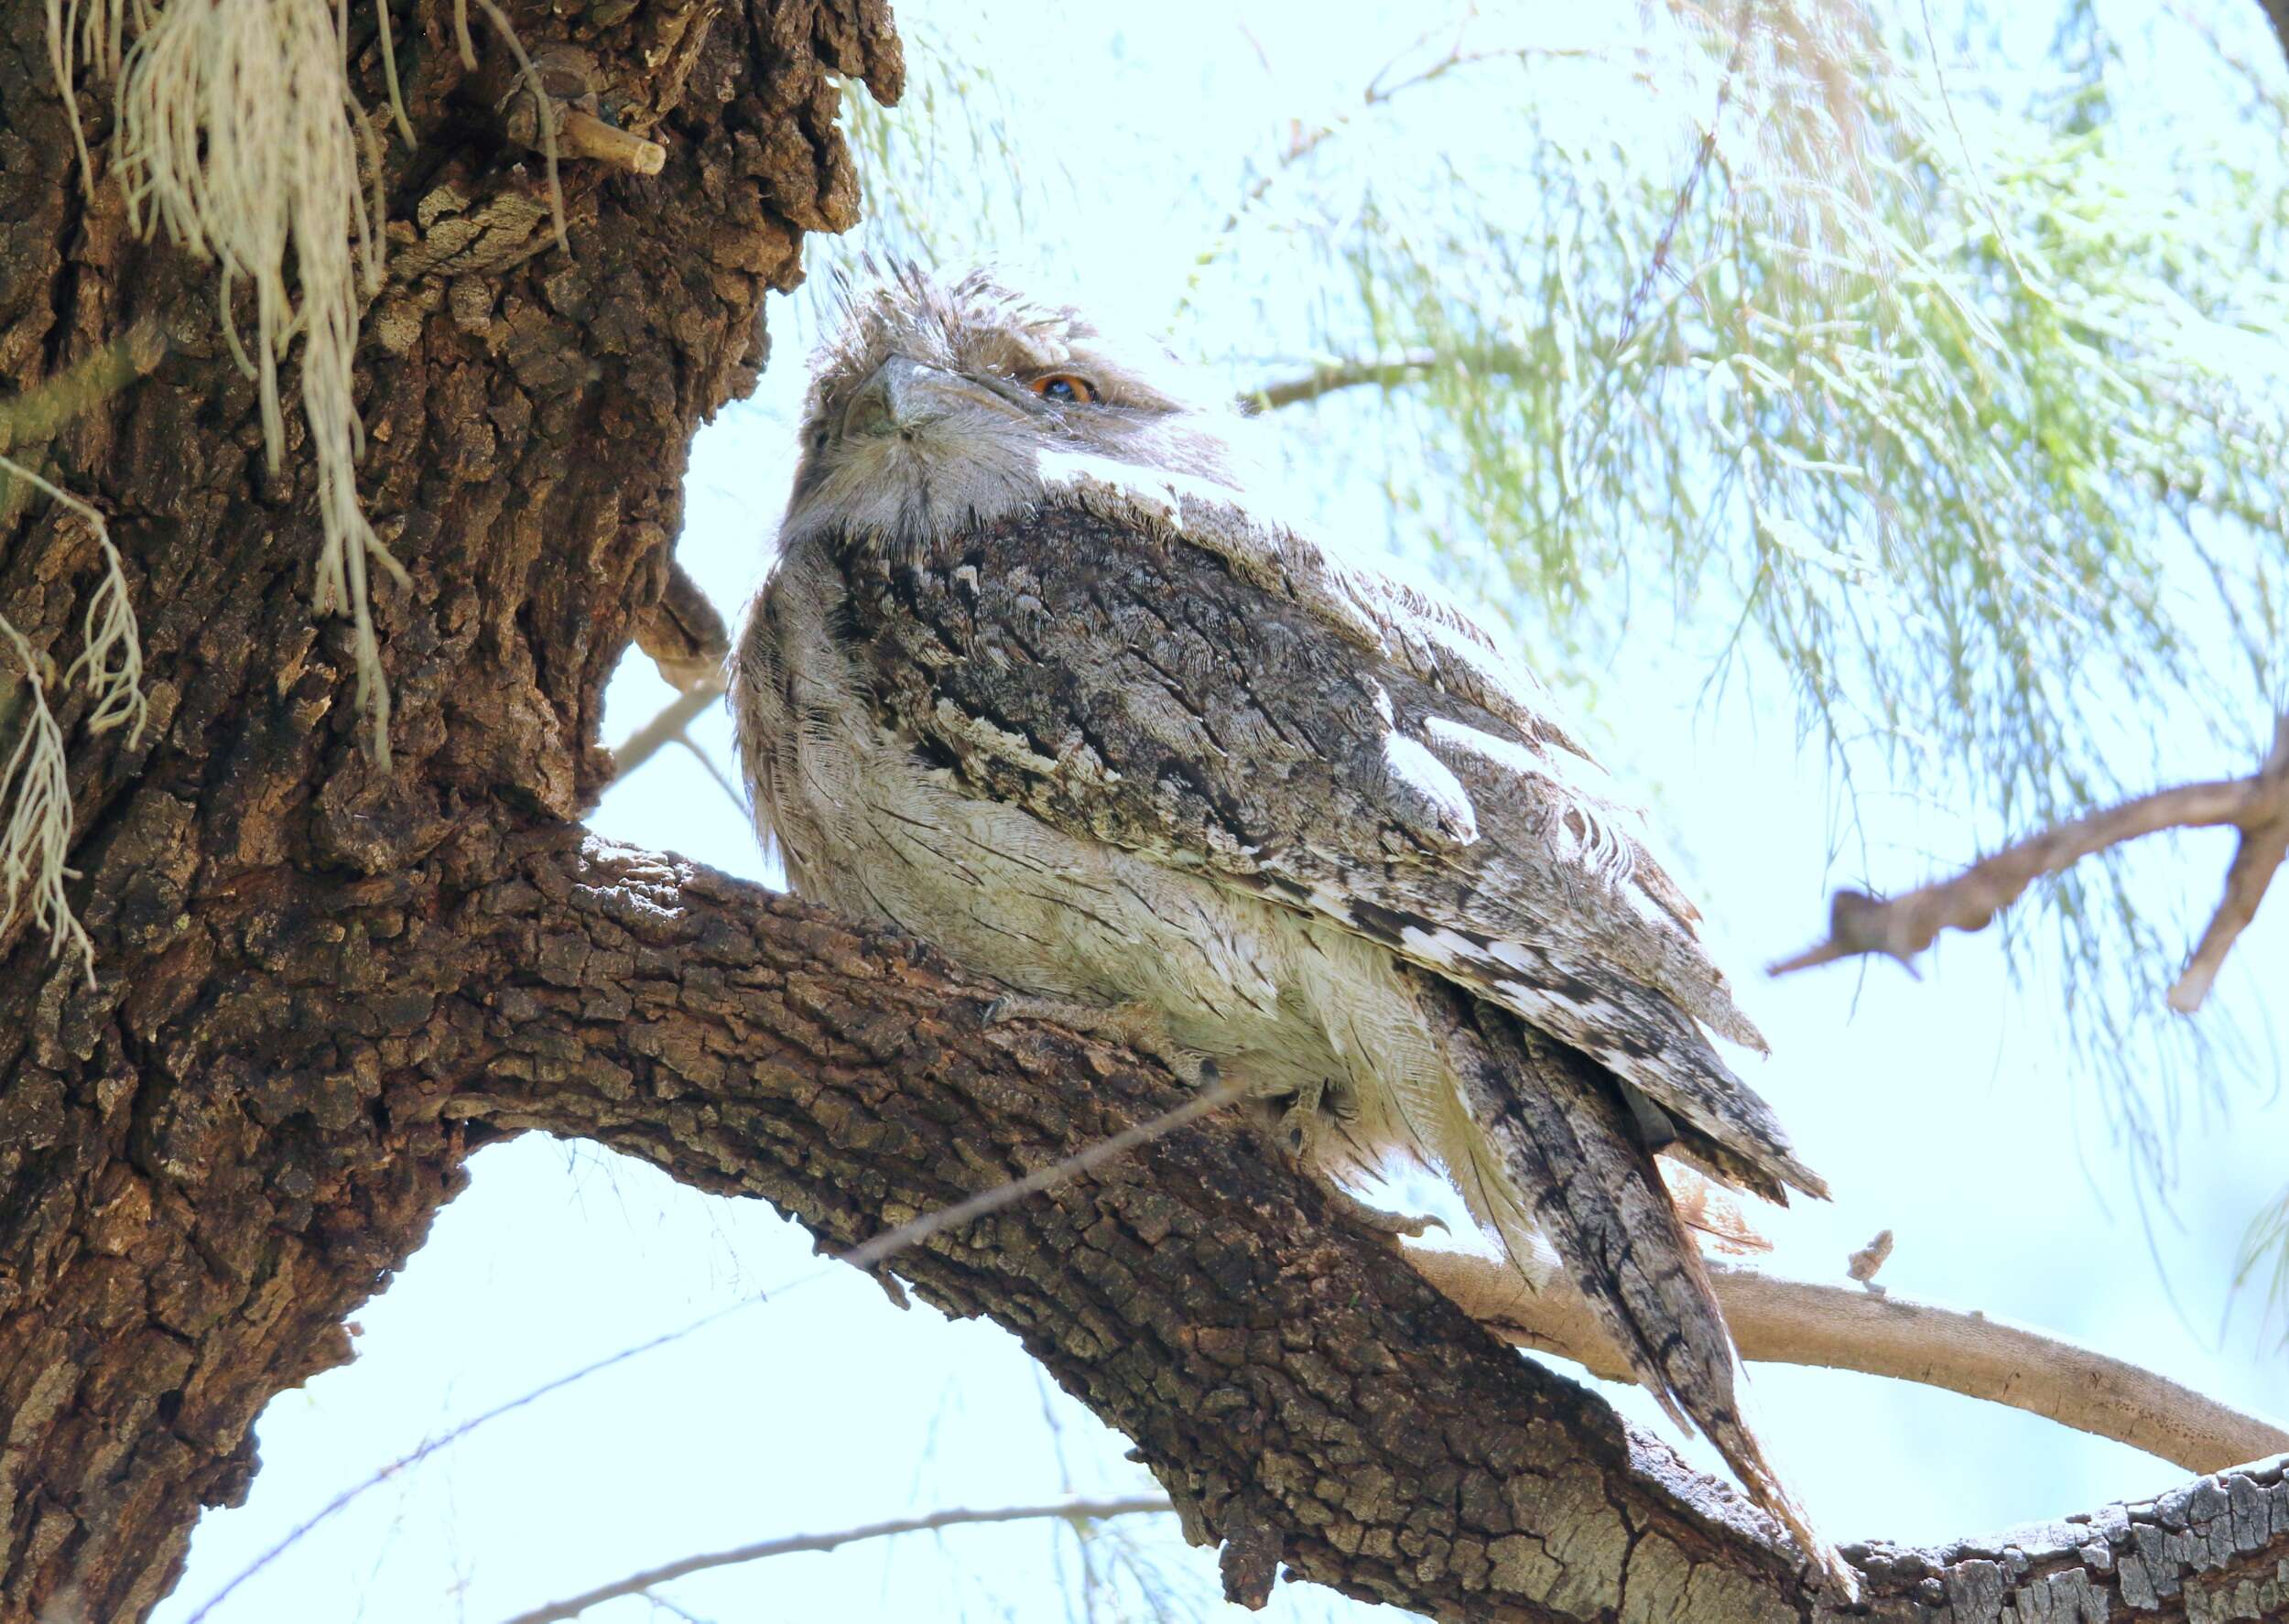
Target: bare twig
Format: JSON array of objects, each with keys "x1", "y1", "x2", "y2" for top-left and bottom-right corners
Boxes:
[
  {"x1": 673, "y1": 734, "x2": 748, "y2": 817},
  {"x1": 558, "y1": 111, "x2": 665, "y2": 175},
  {"x1": 610, "y1": 682, "x2": 724, "y2": 783},
  {"x1": 1547, "y1": 1, "x2": 1749, "y2": 536},
  {"x1": 1248, "y1": 344, "x2": 1532, "y2": 412},
  {"x1": 1770, "y1": 717, "x2": 2289, "y2": 1013},
  {"x1": 1179, "y1": 41, "x2": 1583, "y2": 310},
  {"x1": 1407, "y1": 1248, "x2": 2289, "y2": 1473},
  {"x1": 830, "y1": 1076, "x2": 1245, "y2": 1279},
  {"x1": 1249, "y1": 351, "x2": 1441, "y2": 411},
  {"x1": 1251, "y1": 44, "x2": 1562, "y2": 213},
  {"x1": 1610, "y1": 0, "x2": 1751, "y2": 358},
  {"x1": 499, "y1": 1497, "x2": 1176, "y2": 1624}
]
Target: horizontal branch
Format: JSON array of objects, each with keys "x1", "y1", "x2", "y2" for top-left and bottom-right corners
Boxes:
[
  {"x1": 1248, "y1": 344, "x2": 1535, "y2": 411},
  {"x1": 503, "y1": 1496, "x2": 1173, "y2": 1624},
  {"x1": 1772, "y1": 716, "x2": 2289, "y2": 1012},
  {"x1": 427, "y1": 828, "x2": 2289, "y2": 1620},
  {"x1": 1405, "y1": 1249, "x2": 2289, "y2": 1473}
]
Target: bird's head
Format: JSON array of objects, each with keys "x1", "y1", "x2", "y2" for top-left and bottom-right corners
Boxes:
[{"x1": 781, "y1": 264, "x2": 1253, "y2": 550}]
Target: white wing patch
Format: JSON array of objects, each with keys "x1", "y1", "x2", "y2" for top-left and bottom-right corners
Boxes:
[
  {"x1": 1423, "y1": 716, "x2": 1637, "y2": 889},
  {"x1": 883, "y1": 457, "x2": 1798, "y2": 1187},
  {"x1": 1382, "y1": 731, "x2": 1479, "y2": 850}
]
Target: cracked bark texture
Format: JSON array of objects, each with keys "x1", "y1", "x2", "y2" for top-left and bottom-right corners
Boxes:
[
  {"x1": 0, "y1": 1, "x2": 2284, "y2": 1620},
  {"x1": 0, "y1": 0, "x2": 897, "y2": 1612}
]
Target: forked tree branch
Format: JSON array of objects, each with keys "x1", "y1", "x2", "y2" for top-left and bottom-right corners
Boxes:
[
  {"x1": 608, "y1": 680, "x2": 726, "y2": 783},
  {"x1": 427, "y1": 830, "x2": 2289, "y2": 1620},
  {"x1": 1772, "y1": 717, "x2": 2289, "y2": 1012},
  {"x1": 1405, "y1": 1249, "x2": 2289, "y2": 1474}
]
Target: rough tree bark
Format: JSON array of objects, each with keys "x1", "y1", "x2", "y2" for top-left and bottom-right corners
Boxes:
[{"x1": 0, "y1": 3, "x2": 2284, "y2": 1621}]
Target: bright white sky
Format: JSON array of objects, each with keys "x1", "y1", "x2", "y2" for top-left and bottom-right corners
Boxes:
[{"x1": 156, "y1": 4, "x2": 2289, "y2": 1621}]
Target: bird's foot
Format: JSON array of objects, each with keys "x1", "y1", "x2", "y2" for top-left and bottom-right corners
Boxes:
[
  {"x1": 1275, "y1": 1096, "x2": 1446, "y2": 1243},
  {"x1": 1318, "y1": 1179, "x2": 1448, "y2": 1242},
  {"x1": 980, "y1": 993, "x2": 1220, "y2": 1089}
]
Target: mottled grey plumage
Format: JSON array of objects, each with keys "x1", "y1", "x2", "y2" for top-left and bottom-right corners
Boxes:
[{"x1": 733, "y1": 266, "x2": 1838, "y2": 1578}]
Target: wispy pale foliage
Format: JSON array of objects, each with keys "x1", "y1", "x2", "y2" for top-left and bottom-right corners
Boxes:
[
  {"x1": 41, "y1": 0, "x2": 576, "y2": 775},
  {"x1": 1296, "y1": 13, "x2": 2288, "y2": 1188},
  {"x1": 100, "y1": 0, "x2": 411, "y2": 759},
  {"x1": 0, "y1": 611, "x2": 93, "y2": 982},
  {"x1": 835, "y1": 17, "x2": 1039, "y2": 269},
  {"x1": 820, "y1": 2, "x2": 2289, "y2": 1219},
  {"x1": 0, "y1": 457, "x2": 147, "y2": 984},
  {"x1": 2241, "y1": 1183, "x2": 2289, "y2": 1347}
]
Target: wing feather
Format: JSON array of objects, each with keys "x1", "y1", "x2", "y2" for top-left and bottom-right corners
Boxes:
[{"x1": 834, "y1": 464, "x2": 1821, "y2": 1203}]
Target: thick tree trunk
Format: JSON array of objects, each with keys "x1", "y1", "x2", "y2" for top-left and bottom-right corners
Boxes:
[
  {"x1": 0, "y1": 0, "x2": 895, "y2": 1612},
  {"x1": 0, "y1": 2, "x2": 2284, "y2": 1620}
]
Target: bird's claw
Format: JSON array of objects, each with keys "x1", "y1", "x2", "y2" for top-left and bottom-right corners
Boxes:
[{"x1": 1312, "y1": 1175, "x2": 1447, "y2": 1244}]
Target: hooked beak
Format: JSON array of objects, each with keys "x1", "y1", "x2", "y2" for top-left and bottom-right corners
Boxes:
[
  {"x1": 840, "y1": 355, "x2": 1013, "y2": 443},
  {"x1": 852, "y1": 356, "x2": 948, "y2": 441}
]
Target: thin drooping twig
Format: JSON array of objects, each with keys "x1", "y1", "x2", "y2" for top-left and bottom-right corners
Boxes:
[
  {"x1": 1177, "y1": 41, "x2": 1584, "y2": 312},
  {"x1": 180, "y1": 1074, "x2": 1243, "y2": 1623},
  {"x1": 498, "y1": 1496, "x2": 1176, "y2": 1624},
  {"x1": 674, "y1": 735, "x2": 748, "y2": 817},
  {"x1": 829, "y1": 1075, "x2": 1246, "y2": 1276},
  {"x1": 1609, "y1": 0, "x2": 1751, "y2": 358},
  {"x1": 1406, "y1": 1247, "x2": 2289, "y2": 1473},
  {"x1": 1548, "y1": 1, "x2": 1750, "y2": 534},
  {"x1": 1770, "y1": 716, "x2": 2289, "y2": 1013}
]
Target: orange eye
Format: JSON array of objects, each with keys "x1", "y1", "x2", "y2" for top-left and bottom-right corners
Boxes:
[{"x1": 1030, "y1": 374, "x2": 1098, "y2": 405}]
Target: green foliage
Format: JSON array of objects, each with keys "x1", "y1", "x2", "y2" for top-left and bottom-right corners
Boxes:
[
  {"x1": 1315, "y1": 20, "x2": 2287, "y2": 1154},
  {"x1": 820, "y1": 1, "x2": 2289, "y2": 1283}
]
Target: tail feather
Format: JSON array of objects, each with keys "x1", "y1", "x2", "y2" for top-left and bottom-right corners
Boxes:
[{"x1": 1428, "y1": 988, "x2": 1853, "y2": 1595}]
